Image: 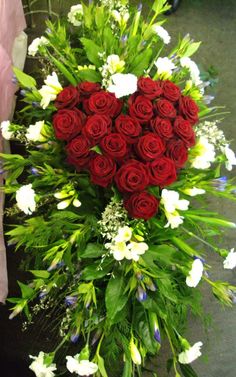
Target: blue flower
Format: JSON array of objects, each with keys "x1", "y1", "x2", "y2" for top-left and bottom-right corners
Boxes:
[
  {"x1": 136, "y1": 286, "x2": 147, "y2": 302},
  {"x1": 65, "y1": 296, "x2": 78, "y2": 306}
]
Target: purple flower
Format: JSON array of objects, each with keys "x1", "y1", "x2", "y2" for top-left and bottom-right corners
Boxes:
[
  {"x1": 30, "y1": 167, "x2": 40, "y2": 176},
  {"x1": 212, "y1": 176, "x2": 227, "y2": 192},
  {"x1": 154, "y1": 328, "x2": 161, "y2": 344},
  {"x1": 138, "y1": 3, "x2": 142, "y2": 12},
  {"x1": 65, "y1": 296, "x2": 78, "y2": 306},
  {"x1": 38, "y1": 291, "x2": 47, "y2": 300},
  {"x1": 136, "y1": 286, "x2": 147, "y2": 302},
  {"x1": 70, "y1": 333, "x2": 79, "y2": 343}
]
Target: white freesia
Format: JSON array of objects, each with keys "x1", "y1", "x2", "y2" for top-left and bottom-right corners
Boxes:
[
  {"x1": 183, "y1": 187, "x2": 206, "y2": 196},
  {"x1": 178, "y1": 342, "x2": 203, "y2": 364},
  {"x1": 191, "y1": 137, "x2": 216, "y2": 169},
  {"x1": 0, "y1": 120, "x2": 13, "y2": 140},
  {"x1": 161, "y1": 189, "x2": 189, "y2": 213},
  {"x1": 16, "y1": 184, "x2": 36, "y2": 215},
  {"x1": 223, "y1": 248, "x2": 236, "y2": 269},
  {"x1": 108, "y1": 73, "x2": 138, "y2": 98},
  {"x1": 111, "y1": 10, "x2": 129, "y2": 25},
  {"x1": 180, "y1": 57, "x2": 202, "y2": 86},
  {"x1": 164, "y1": 211, "x2": 184, "y2": 229},
  {"x1": 26, "y1": 121, "x2": 46, "y2": 142},
  {"x1": 154, "y1": 57, "x2": 176, "y2": 78},
  {"x1": 66, "y1": 354, "x2": 98, "y2": 376},
  {"x1": 222, "y1": 144, "x2": 236, "y2": 171},
  {"x1": 127, "y1": 242, "x2": 148, "y2": 261},
  {"x1": 29, "y1": 352, "x2": 56, "y2": 377},
  {"x1": 110, "y1": 241, "x2": 130, "y2": 261},
  {"x1": 28, "y1": 36, "x2": 48, "y2": 57},
  {"x1": 106, "y1": 55, "x2": 125, "y2": 74},
  {"x1": 39, "y1": 72, "x2": 63, "y2": 109},
  {"x1": 72, "y1": 198, "x2": 82, "y2": 208},
  {"x1": 114, "y1": 226, "x2": 132, "y2": 243},
  {"x1": 68, "y1": 4, "x2": 83, "y2": 26},
  {"x1": 152, "y1": 25, "x2": 171, "y2": 44},
  {"x1": 186, "y1": 259, "x2": 204, "y2": 288}
]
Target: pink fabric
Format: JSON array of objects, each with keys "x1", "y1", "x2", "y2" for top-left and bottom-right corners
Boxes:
[{"x1": 0, "y1": 0, "x2": 26, "y2": 303}]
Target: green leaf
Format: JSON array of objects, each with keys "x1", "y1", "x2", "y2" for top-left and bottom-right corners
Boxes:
[
  {"x1": 80, "y1": 38, "x2": 103, "y2": 67},
  {"x1": 179, "y1": 363, "x2": 199, "y2": 377},
  {"x1": 97, "y1": 354, "x2": 108, "y2": 377},
  {"x1": 105, "y1": 275, "x2": 128, "y2": 323},
  {"x1": 30, "y1": 270, "x2": 50, "y2": 279},
  {"x1": 77, "y1": 69, "x2": 101, "y2": 82},
  {"x1": 129, "y1": 48, "x2": 152, "y2": 76},
  {"x1": 18, "y1": 281, "x2": 34, "y2": 299},
  {"x1": 79, "y1": 243, "x2": 105, "y2": 259},
  {"x1": 13, "y1": 67, "x2": 36, "y2": 89},
  {"x1": 152, "y1": 0, "x2": 171, "y2": 14},
  {"x1": 82, "y1": 259, "x2": 113, "y2": 280},
  {"x1": 183, "y1": 42, "x2": 201, "y2": 57},
  {"x1": 133, "y1": 305, "x2": 158, "y2": 355},
  {"x1": 47, "y1": 52, "x2": 78, "y2": 85},
  {"x1": 122, "y1": 358, "x2": 132, "y2": 377}
]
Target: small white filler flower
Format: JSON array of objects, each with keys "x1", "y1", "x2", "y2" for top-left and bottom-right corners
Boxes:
[{"x1": 0, "y1": 120, "x2": 13, "y2": 140}]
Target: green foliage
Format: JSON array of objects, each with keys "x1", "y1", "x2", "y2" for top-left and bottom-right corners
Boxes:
[{"x1": 105, "y1": 275, "x2": 128, "y2": 325}]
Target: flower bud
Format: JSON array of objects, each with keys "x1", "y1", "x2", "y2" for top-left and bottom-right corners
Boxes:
[{"x1": 130, "y1": 338, "x2": 141, "y2": 365}]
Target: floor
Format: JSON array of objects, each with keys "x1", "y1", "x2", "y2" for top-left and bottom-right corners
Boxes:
[{"x1": 1, "y1": 1, "x2": 236, "y2": 376}]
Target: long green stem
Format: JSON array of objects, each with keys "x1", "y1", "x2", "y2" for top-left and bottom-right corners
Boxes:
[{"x1": 164, "y1": 324, "x2": 179, "y2": 376}]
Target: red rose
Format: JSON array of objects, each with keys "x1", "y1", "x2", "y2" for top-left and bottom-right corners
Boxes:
[
  {"x1": 82, "y1": 115, "x2": 112, "y2": 145},
  {"x1": 148, "y1": 157, "x2": 177, "y2": 187},
  {"x1": 162, "y1": 80, "x2": 181, "y2": 102},
  {"x1": 66, "y1": 135, "x2": 90, "y2": 168},
  {"x1": 89, "y1": 154, "x2": 116, "y2": 187},
  {"x1": 156, "y1": 99, "x2": 177, "y2": 119},
  {"x1": 137, "y1": 133, "x2": 166, "y2": 161},
  {"x1": 115, "y1": 160, "x2": 149, "y2": 193},
  {"x1": 124, "y1": 191, "x2": 159, "y2": 220},
  {"x1": 165, "y1": 139, "x2": 188, "y2": 168},
  {"x1": 100, "y1": 133, "x2": 127, "y2": 159},
  {"x1": 137, "y1": 77, "x2": 163, "y2": 100},
  {"x1": 53, "y1": 108, "x2": 86, "y2": 141},
  {"x1": 173, "y1": 116, "x2": 196, "y2": 147},
  {"x1": 79, "y1": 82, "x2": 101, "y2": 97},
  {"x1": 151, "y1": 117, "x2": 173, "y2": 139},
  {"x1": 55, "y1": 86, "x2": 80, "y2": 109},
  {"x1": 129, "y1": 95, "x2": 154, "y2": 124},
  {"x1": 85, "y1": 91, "x2": 122, "y2": 118},
  {"x1": 115, "y1": 115, "x2": 142, "y2": 144},
  {"x1": 179, "y1": 95, "x2": 199, "y2": 125}
]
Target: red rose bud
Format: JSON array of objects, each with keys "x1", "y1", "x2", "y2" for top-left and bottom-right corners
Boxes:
[
  {"x1": 179, "y1": 95, "x2": 199, "y2": 125},
  {"x1": 148, "y1": 157, "x2": 177, "y2": 187},
  {"x1": 78, "y1": 81, "x2": 101, "y2": 97},
  {"x1": 165, "y1": 139, "x2": 188, "y2": 168},
  {"x1": 100, "y1": 133, "x2": 127, "y2": 159},
  {"x1": 137, "y1": 77, "x2": 163, "y2": 100},
  {"x1": 151, "y1": 117, "x2": 173, "y2": 139},
  {"x1": 53, "y1": 108, "x2": 86, "y2": 141},
  {"x1": 173, "y1": 116, "x2": 196, "y2": 148},
  {"x1": 89, "y1": 154, "x2": 116, "y2": 187},
  {"x1": 162, "y1": 80, "x2": 181, "y2": 102},
  {"x1": 124, "y1": 191, "x2": 159, "y2": 220},
  {"x1": 155, "y1": 99, "x2": 177, "y2": 118},
  {"x1": 137, "y1": 133, "x2": 166, "y2": 161},
  {"x1": 82, "y1": 114, "x2": 112, "y2": 145},
  {"x1": 55, "y1": 85, "x2": 80, "y2": 109},
  {"x1": 66, "y1": 135, "x2": 90, "y2": 167},
  {"x1": 115, "y1": 114, "x2": 142, "y2": 144},
  {"x1": 115, "y1": 160, "x2": 149, "y2": 193},
  {"x1": 86, "y1": 91, "x2": 122, "y2": 118},
  {"x1": 129, "y1": 95, "x2": 154, "y2": 124}
]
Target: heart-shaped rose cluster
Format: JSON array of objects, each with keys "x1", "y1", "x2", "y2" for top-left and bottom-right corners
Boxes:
[{"x1": 52, "y1": 77, "x2": 199, "y2": 220}]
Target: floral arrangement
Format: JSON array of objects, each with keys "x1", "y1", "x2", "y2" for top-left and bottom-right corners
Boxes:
[{"x1": 1, "y1": 1, "x2": 236, "y2": 376}]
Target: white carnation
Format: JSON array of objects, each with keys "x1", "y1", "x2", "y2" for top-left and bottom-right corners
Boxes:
[
  {"x1": 29, "y1": 352, "x2": 56, "y2": 377},
  {"x1": 108, "y1": 73, "x2": 138, "y2": 98},
  {"x1": 16, "y1": 184, "x2": 36, "y2": 215},
  {"x1": 186, "y1": 259, "x2": 204, "y2": 288},
  {"x1": 154, "y1": 57, "x2": 176, "y2": 78},
  {"x1": 191, "y1": 137, "x2": 216, "y2": 169},
  {"x1": 223, "y1": 248, "x2": 236, "y2": 269},
  {"x1": 180, "y1": 57, "x2": 202, "y2": 86},
  {"x1": 153, "y1": 25, "x2": 171, "y2": 44},
  {"x1": 178, "y1": 342, "x2": 203, "y2": 364},
  {"x1": 39, "y1": 72, "x2": 62, "y2": 109},
  {"x1": 26, "y1": 121, "x2": 46, "y2": 142},
  {"x1": 68, "y1": 4, "x2": 83, "y2": 26},
  {"x1": 66, "y1": 354, "x2": 98, "y2": 376},
  {"x1": 28, "y1": 36, "x2": 48, "y2": 57},
  {"x1": 0, "y1": 120, "x2": 13, "y2": 140}
]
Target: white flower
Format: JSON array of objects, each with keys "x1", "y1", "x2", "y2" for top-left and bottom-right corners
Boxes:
[
  {"x1": 114, "y1": 226, "x2": 132, "y2": 243},
  {"x1": 111, "y1": 10, "x2": 129, "y2": 25},
  {"x1": 110, "y1": 241, "x2": 129, "y2": 261},
  {"x1": 66, "y1": 354, "x2": 98, "y2": 376},
  {"x1": 0, "y1": 120, "x2": 13, "y2": 140},
  {"x1": 108, "y1": 73, "x2": 138, "y2": 98},
  {"x1": 29, "y1": 352, "x2": 56, "y2": 377},
  {"x1": 127, "y1": 242, "x2": 148, "y2": 261},
  {"x1": 223, "y1": 248, "x2": 236, "y2": 269},
  {"x1": 72, "y1": 198, "x2": 82, "y2": 208},
  {"x1": 106, "y1": 55, "x2": 125, "y2": 75},
  {"x1": 186, "y1": 259, "x2": 204, "y2": 288},
  {"x1": 152, "y1": 25, "x2": 171, "y2": 44},
  {"x1": 154, "y1": 57, "x2": 176, "y2": 78},
  {"x1": 222, "y1": 144, "x2": 236, "y2": 171},
  {"x1": 164, "y1": 211, "x2": 184, "y2": 229},
  {"x1": 182, "y1": 187, "x2": 206, "y2": 196},
  {"x1": 191, "y1": 137, "x2": 216, "y2": 169},
  {"x1": 180, "y1": 57, "x2": 202, "y2": 86},
  {"x1": 68, "y1": 4, "x2": 83, "y2": 26},
  {"x1": 16, "y1": 184, "x2": 36, "y2": 215},
  {"x1": 178, "y1": 342, "x2": 203, "y2": 364},
  {"x1": 26, "y1": 121, "x2": 46, "y2": 142},
  {"x1": 39, "y1": 72, "x2": 63, "y2": 109},
  {"x1": 130, "y1": 339, "x2": 141, "y2": 365},
  {"x1": 28, "y1": 36, "x2": 48, "y2": 57},
  {"x1": 161, "y1": 189, "x2": 189, "y2": 213}
]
